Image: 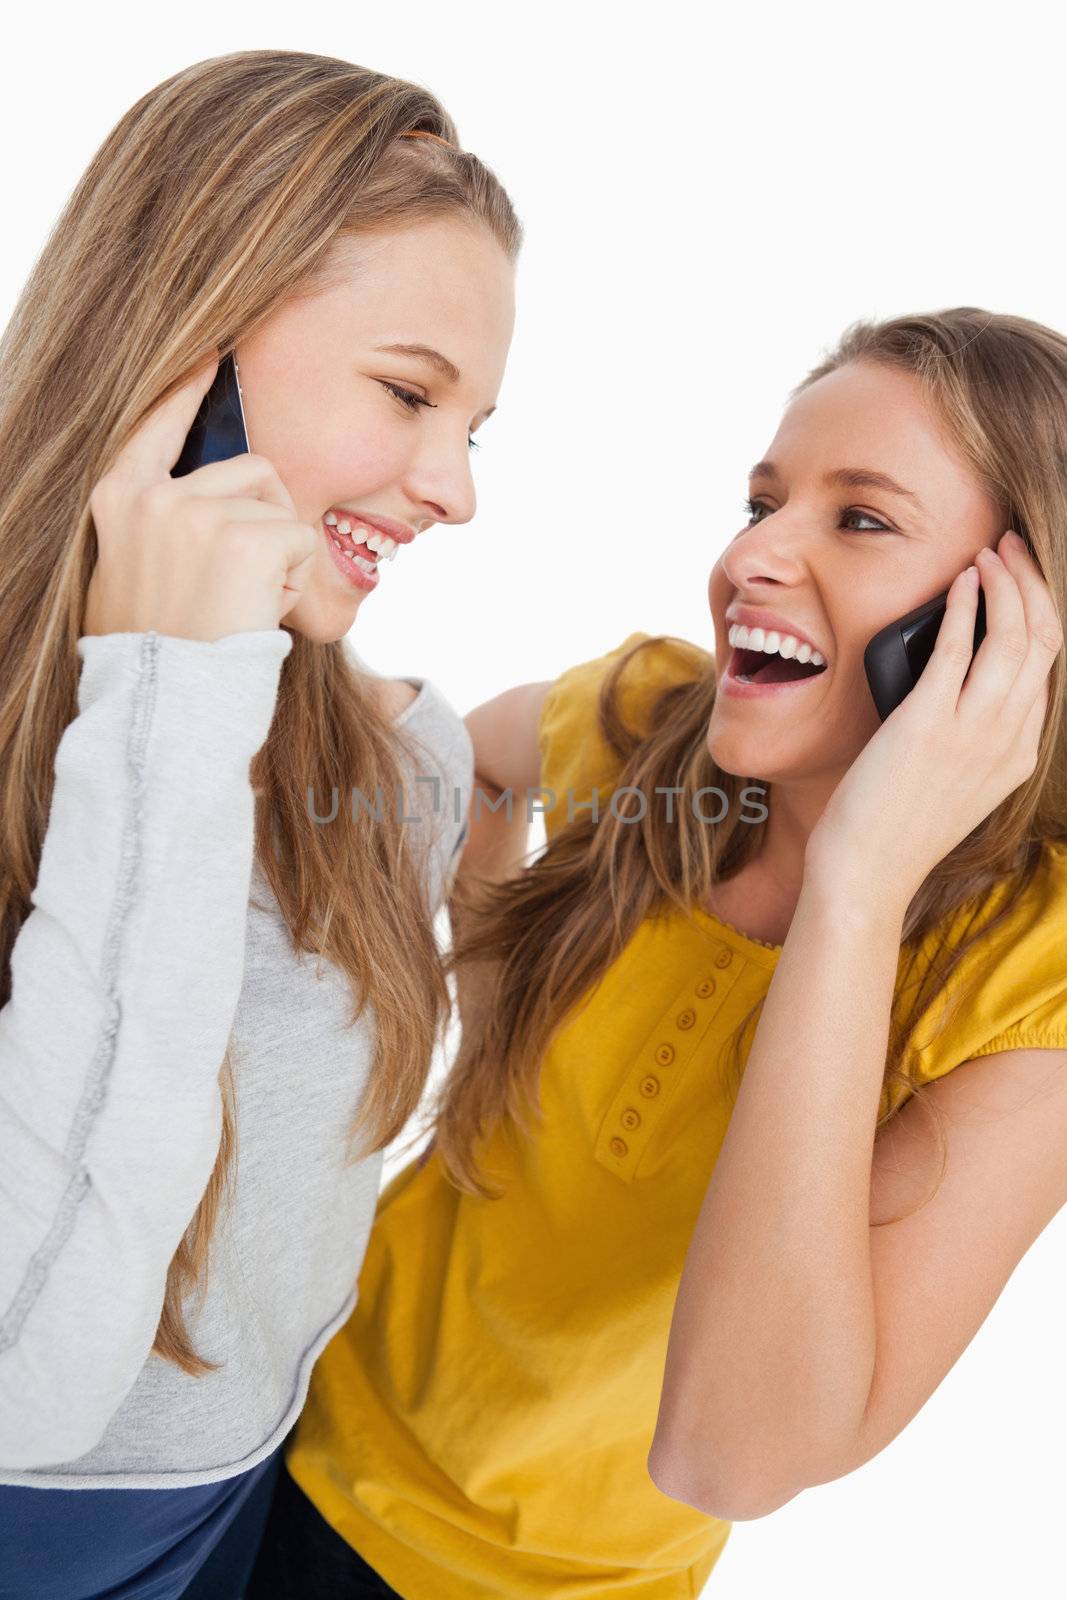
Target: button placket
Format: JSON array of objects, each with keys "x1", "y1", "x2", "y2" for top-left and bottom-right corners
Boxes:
[{"x1": 594, "y1": 942, "x2": 744, "y2": 1180}]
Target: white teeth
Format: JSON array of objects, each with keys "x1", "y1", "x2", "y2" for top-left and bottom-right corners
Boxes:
[
  {"x1": 324, "y1": 514, "x2": 405, "y2": 572},
  {"x1": 328, "y1": 532, "x2": 378, "y2": 580},
  {"x1": 727, "y1": 622, "x2": 827, "y2": 668},
  {"x1": 324, "y1": 515, "x2": 403, "y2": 561}
]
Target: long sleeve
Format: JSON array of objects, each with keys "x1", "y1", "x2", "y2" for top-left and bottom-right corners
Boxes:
[{"x1": 0, "y1": 627, "x2": 292, "y2": 1469}]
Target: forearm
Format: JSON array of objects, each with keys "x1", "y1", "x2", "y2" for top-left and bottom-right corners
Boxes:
[
  {"x1": 446, "y1": 775, "x2": 535, "y2": 1047},
  {"x1": 456, "y1": 773, "x2": 534, "y2": 888},
  {"x1": 651, "y1": 871, "x2": 907, "y2": 1516},
  {"x1": 0, "y1": 629, "x2": 287, "y2": 1465}
]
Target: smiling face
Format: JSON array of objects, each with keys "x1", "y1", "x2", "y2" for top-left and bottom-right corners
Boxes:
[
  {"x1": 706, "y1": 359, "x2": 1006, "y2": 802},
  {"x1": 233, "y1": 214, "x2": 516, "y2": 642}
]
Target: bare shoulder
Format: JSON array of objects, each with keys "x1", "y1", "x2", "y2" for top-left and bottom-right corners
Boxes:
[{"x1": 465, "y1": 679, "x2": 555, "y2": 793}]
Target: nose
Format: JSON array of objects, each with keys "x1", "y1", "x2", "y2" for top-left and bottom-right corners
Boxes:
[
  {"x1": 404, "y1": 427, "x2": 477, "y2": 528},
  {"x1": 720, "y1": 506, "x2": 810, "y2": 589}
]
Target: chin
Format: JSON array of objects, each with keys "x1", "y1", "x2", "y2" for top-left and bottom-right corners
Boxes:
[
  {"x1": 705, "y1": 715, "x2": 744, "y2": 774},
  {"x1": 295, "y1": 623, "x2": 352, "y2": 645},
  {"x1": 287, "y1": 615, "x2": 360, "y2": 645},
  {"x1": 283, "y1": 587, "x2": 367, "y2": 644},
  {"x1": 706, "y1": 721, "x2": 775, "y2": 784}
]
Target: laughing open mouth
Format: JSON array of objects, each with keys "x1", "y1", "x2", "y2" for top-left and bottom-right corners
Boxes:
[{"x1": 730, "y1": 645, "x2": 828, "y2": 685}]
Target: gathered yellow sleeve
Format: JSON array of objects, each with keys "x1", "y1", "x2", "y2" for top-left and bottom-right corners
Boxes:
[
  {"x1": 537, "y1": 631, "x2": 713, "y2": 843},
  {"x1": 881, "y1": 839, "x2": 1067, "y2": 1118}
]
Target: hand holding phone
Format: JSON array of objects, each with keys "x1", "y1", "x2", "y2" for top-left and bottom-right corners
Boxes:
[
  {"x1": 83, "y1": 355, "x2": 319, "y2": 642},
  {"x1": 865, "y1": 583, "x2": 988, "y2": 720},
  {"x1": 812, "y1": 536, "x2": 1060, "y2": 908},
  {"x1": 172, "y1": 350, "x2": 251, "y2": 477}
]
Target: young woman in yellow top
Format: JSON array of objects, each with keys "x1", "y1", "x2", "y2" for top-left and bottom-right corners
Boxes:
[{"x1": 250, "y1": 307, "x2": 1067, "y2": 1600}]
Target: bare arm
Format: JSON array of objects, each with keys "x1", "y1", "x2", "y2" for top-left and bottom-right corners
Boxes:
[
  {"x1": 648, "y1": 866, "x2": 1067, "y2": 1521},
  {"x1": 650, "y1": 537, "x2": 1067, "y2": 1520},
  {"x1": 428, "y1": 680, "x2": 554, "y2": 1122},
  {"x1": 459, "y1": 679, "x2": 554, "y2": 888}
]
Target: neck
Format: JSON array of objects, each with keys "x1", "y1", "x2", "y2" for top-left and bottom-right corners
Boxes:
[
  {"x1": 758, "y1": 769, "x2": 842, "y2": 877},
  {"x1": 713, "y1": 775, "x2": 844, "y2": 946}
]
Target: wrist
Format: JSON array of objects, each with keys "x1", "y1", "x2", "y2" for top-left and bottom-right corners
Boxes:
[{"x1": 800, "y1": 851, "x2": 912, "y2": 936}]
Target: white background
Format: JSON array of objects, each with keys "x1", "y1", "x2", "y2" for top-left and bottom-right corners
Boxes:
[{"x1": 3, "y1": 4, "x2": 1063, "y2": 1594}]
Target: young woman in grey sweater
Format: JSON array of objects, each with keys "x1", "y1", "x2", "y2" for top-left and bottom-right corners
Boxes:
[{"x1": 0, "y1": 47, "x2": 518, "y2": 1600}]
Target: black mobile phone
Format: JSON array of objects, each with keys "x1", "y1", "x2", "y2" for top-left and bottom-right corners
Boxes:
[
  {"x1": 864, "y1": 586, "x2": 987, "y2": 721},
  {"x1": 172, "y1": 350, "x2": 250, "y2": 478}
]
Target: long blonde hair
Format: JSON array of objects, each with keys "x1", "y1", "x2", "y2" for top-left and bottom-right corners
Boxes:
[
  {"x1": 438, "y1": 308, "x2": 1067, "y2": 1205},
  {"x1": 0, "y1": 49, "x2": 521, "y2": 1372}
]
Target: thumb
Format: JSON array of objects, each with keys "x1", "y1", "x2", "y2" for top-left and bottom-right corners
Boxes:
[{"x1": 111, "y1": 354, "x2": 220, "y2": 489}]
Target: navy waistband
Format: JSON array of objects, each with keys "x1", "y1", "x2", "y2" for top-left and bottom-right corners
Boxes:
[{"x1": 0, "y1": 1442, "x2": 284, "y2": 1600}]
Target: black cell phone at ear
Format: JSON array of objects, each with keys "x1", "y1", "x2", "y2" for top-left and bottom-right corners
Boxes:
[
  {"x1": 172, "y1": 351, "x2": 250, "y2": 478},
  {"x1": 864, "y1": 586, "x2": 987, "y2": 721}
]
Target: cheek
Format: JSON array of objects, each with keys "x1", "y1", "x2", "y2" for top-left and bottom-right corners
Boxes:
[{"x1": 287, "y1": 415, "x2": 412, "y2": 513}]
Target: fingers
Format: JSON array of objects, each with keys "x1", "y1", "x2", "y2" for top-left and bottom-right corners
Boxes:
[
  {"x1": 168, "y1": 453, "x2": 297, "y2": 515},
  {"x1": 95, "y1": 352, "x2": 298, "y2": 519},
  {"x1": 1001, "y1": 529, "x2": 1067, "y2": 653},
  {"x1": 108, "y1": 356, "x2": 219, "y2": 489},
  {"x1": 277, "y1": 521, "x2": 321, "y2": 611},
  {"x1": 173, "y1": 494, "x2": 294, "y2": 527},
  {"x1": 912, "y1": 562, "x2": 982, "y2": 705},
  {"x1": 959, "y1": 531, "x2": 1063, "y2": 722}
]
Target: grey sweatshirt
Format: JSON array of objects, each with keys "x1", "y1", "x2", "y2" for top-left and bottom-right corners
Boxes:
[{"x1": 0, "y1": 627, "x2": 472, "y2": 1487}]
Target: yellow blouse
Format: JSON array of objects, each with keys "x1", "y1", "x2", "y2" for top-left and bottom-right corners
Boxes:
[{"x1": 288, "y1": 632, "x2": 1067, "y2": 1600}]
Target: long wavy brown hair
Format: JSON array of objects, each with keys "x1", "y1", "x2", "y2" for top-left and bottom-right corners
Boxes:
[
  {"x1": 437, "y1": 308, "x2": 1067, "y2": 1212},
  {"x1": 0, "y1": 49, "x2": 521, "y2": 1372}
]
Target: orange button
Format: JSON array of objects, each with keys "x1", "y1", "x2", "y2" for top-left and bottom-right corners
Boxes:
[
  {"x1": 676, "y1": 1008, "x2": 696, "y2": 1030},
  {"x1": 621, "y1": 1107, "x2": 641, "y2": 1131},
  {"x1": 610, "y1": 1136, "x2": 629, "y2": 1157},
  {"x1": 639, "y1": 1075, "x2": 660, "y2": 1098},
  {"x1": 714, "y1": 949, "x2": 733, "y2": 968},
  {"x1": 655, "y1": 1043, "x2": 675, "y2": 1066},
  {"x1": 695, "y1": 978, "x2": 716, "y2": 998}
]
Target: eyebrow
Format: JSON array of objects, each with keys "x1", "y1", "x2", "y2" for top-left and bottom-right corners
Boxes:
[
  {"x1": 749, "y1": 460, "x2": 923, "y2": 507},
  {"x1": 373, "y1": 341, "x2": 461, "y2": 384}
]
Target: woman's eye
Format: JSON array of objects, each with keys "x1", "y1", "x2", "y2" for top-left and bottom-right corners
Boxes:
[
  {"x1": 742, "y1": 498, "x2": 891, "y2": 533},
  {"x1": 379, "y1": 380, "x2": 431, "y2": 412},
  {"x1": 840, "y1": 508, "x2": 892, "y2": 533},
  {"x1": 380, "y1": 379, "x2": 480, "y2": 451}
]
